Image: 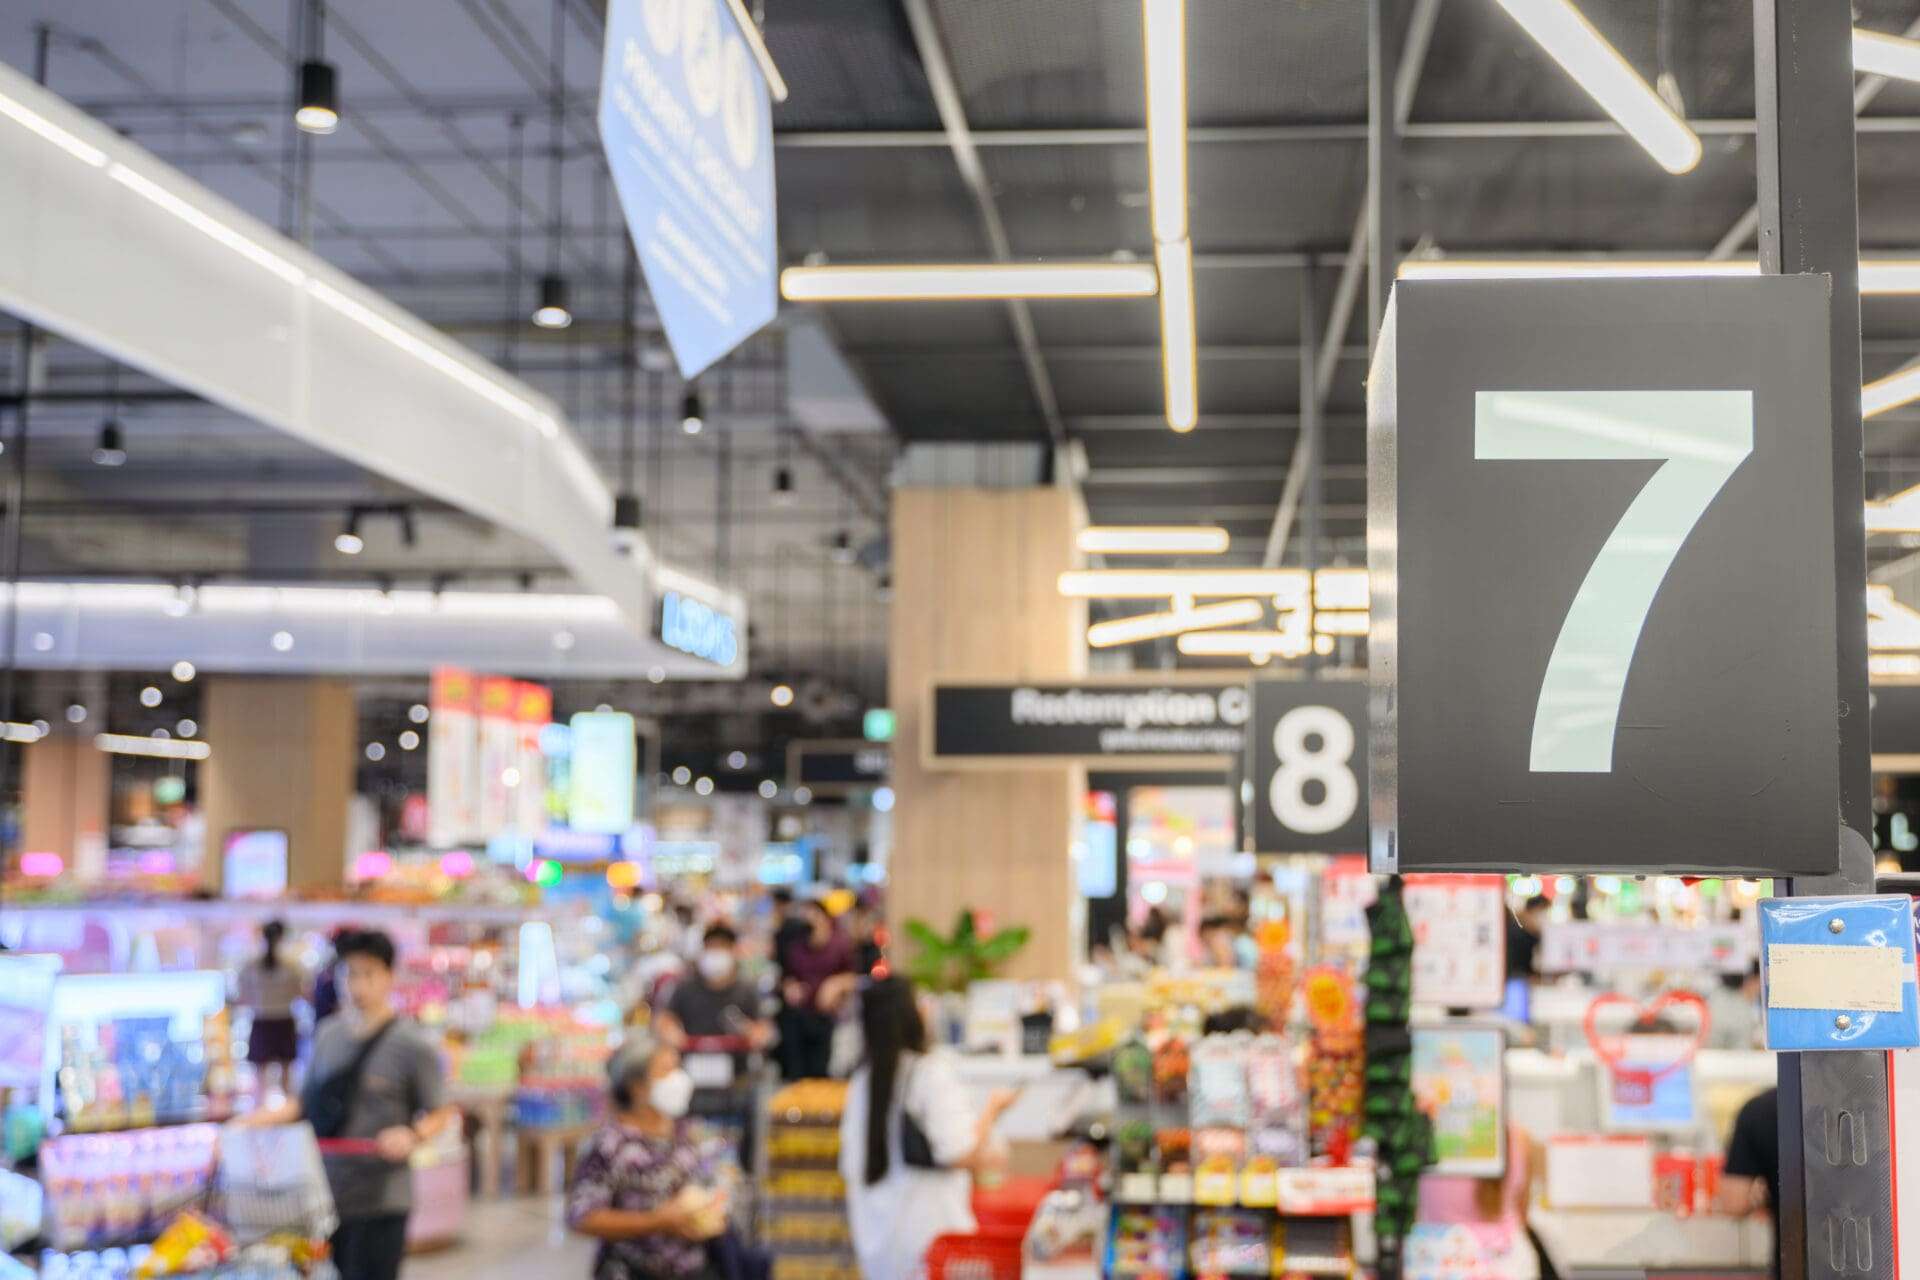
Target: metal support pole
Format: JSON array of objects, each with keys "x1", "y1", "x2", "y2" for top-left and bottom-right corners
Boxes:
[
  {"x1": 1754, "y1": 3, "x2": 1887, "y2": 1278},
  {"x1": 1299, "y1": 266, "x2": 1321, "y2": 676},
  {"x1": 1366, "y1": 0, "x2": 1401, "y2": 346}
]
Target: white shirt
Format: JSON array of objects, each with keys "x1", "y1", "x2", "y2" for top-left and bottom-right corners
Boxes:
[{"x1": 840, "y1": 1050, "x2": 980, "y2": 1280}]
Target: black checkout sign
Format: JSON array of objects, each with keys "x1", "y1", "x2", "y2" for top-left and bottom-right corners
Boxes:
[
  {"x1": 788, "y1": 740, "x2": 891, "y2": 794},
  {"x1": 1367, "y1": 276, "x2": 1840, "y2": 877},
  {"x1": 929, "y1": 681, "x2": 1250, "y2": 764}
]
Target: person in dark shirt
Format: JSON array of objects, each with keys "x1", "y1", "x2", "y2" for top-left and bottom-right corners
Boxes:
[
  {"x1": 775, "y1": 900, "x2": 855, "y2": 1080},
  {"x1": 1719, "y1": 1087, "x2": 1781, "y2": 1275},
  {"x1": 655, "y1": 924, "x2": 771, "y2": 1048},
  {"x1": 1505, "y1": 894, "x2": 1550, "y2": 981}
]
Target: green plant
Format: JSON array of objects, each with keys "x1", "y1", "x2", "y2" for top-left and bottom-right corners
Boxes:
[{"x1": 903, "y1": 909, "x2": 1031, "y2": 994}]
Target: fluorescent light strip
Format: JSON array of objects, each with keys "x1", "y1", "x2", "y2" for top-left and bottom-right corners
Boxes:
[
  {"x1": 307, "y1": 280, "x2": 559, "y2": 439},
  {"x1": 110, "y1": 165, "x2": 307, "y2": 287},
  {"x1": 1060, "y1": 569, "x2": 1307, "y2": 599},
  {"x1": 778, "y1": 262, "x2": 1158, "y2": 302},
  {"x1": 1868, "y1": 585, "x2": 1920, "y2": 651},
  {"x1": 1087, "y1": 598, "x2": 1264, "y2": 648},
  {"x1": 1490, "y1": 0, "x2": 1702, "y2": 174},
  {"x1": 2, "y1": 721, "x2": 44, "y2": 744},
  {"x1": 1142, "y1": 0, "x2": 1188, "y2": 243},
  {"x1": 1313, "y1": 567, "x2": 1370, "y2": 610},
  {"x1": 1157, "y1": 240, "x2": 1198, "y2": 432},
  {"x1": 1867, "y1": 480, "x2": 1920, "y2": 531},
  {"x1": 1873, "y1": 653, "x2": 1920, "y2": 677},
  {"x1": 1078, "y1": 525, "x2": 1230, "y2": 555},
  {"x1": 1177, "y1": 630, "x2": 1312, "y2": 659},
  {"x1": 1314, "y1": 609, "x2": 1371, "y2": 637},
  {"x1": 1855, "y1": 27, "x2": 1920, "y2": 83},
  {"x1": 1867, "y1": 363, "x2": 1920, "y2": 419},
  {"x1": 0, "y1": 88, "x2": 108, "y2": 167},
  {"x1": 1400, "y1": 258, "x2": 1920, "y2": 294},
  {"x1": 96, "y1": 733, "x2": 211, "y2": 761}
]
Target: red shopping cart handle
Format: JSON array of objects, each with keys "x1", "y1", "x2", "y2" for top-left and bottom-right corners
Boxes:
[
  {"x1": 682, "y1": 1035, "x2": 752, "y2": 1053},
  {"x1": 315, "y1": 1138, "x2": 382, "y2": 1156}
]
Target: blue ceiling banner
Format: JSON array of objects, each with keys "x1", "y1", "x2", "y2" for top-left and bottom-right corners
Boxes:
[{"x1": 599, "y1": 0, "x2": 778, "y2": 378}]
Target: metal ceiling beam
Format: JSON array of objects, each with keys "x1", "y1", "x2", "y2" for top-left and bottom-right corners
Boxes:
[
  {"x1": 1085, "y1": 464, "x2": 1367, "y2": 485},
  {"x1": 1065, "y1": 414, "x2": 1366, "y2": 432},
  {"x1": 1264, "y1": 0, "x2": 1439, "y2": 569},
  {"x1": 851, "y1": 344, "x2": 1370, "y2": 364},
  {"x1": 899, "y1": 0, "x2": 1065, "y2": 450},
  {"x1": 1709, "y1": 11, "x2": 1920, "y2": 260}
]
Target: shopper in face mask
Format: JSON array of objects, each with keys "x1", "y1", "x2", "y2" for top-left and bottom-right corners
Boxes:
[
  {"x1": 655, "y1": 924, "x2": 772, "y2": 1051},
  {"x1": 568, "y1": 1032, "x2": 731, "y2": 1280}
]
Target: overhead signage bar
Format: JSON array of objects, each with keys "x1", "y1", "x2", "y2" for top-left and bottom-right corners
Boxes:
[
  {"x1": 928, "y1": 678, "x2": 1249, "y2": 768},
  {"x1": 1367, "y1": 276, "x2": 1839, "y2": 877},
  {"x1": 788, "y1": 740, "x2": 891, "y2": 795}
]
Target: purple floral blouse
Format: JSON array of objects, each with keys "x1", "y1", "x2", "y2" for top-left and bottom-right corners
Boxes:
[{"x1": 566, "y1": 1120, "x2": 720, "y2": 1280}]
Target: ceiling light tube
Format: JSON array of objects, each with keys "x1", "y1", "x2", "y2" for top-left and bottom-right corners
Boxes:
[
  {"x1": 1142, "y1": 0, "x2": 1188, "y2": 243},
  {"x1": 1868, "y1": 481, "x2": 1920, "y2": 532},
  {"x1": 1176, "y1": 630, "x2": 1313, "y2": 659},
  {"x1": 1868, "y1": 584, "x2": 1920, "y2": 651},
  {"x1": 1, "y1": 721, "x2": 45, "y2": 744},
  {"x1": 96, "y1": 733, "x2": 211, "y2": 761},
  {"x1": 1399, "y1": 257, "x2": 1920, "y2": 295},
  {"x1": 1313, "y1": 609, "x2": 1371, "y2": 636},
  {"x1": 1313, "y1": 567, "x2": 1370, "y2": 610},
  {"x1": 1086, "y1": 598, "x2": 1265, "y2": 648},
  {"x1": 1855, "y1": 27, "x2": 1920, "y2": 83},
  {"x1": 1157, "y1": 239, "x2": 1198, "y2": 432},
  {"x1": 1078, "y1": 525, "x2": 1230, "y2": 555},
  {"x1": 779, "y1": 261, "x2": 1158, "y2": 302},
  {"x1": 1865, "y1": 362, "x2": 1920, "y2": 420},
  {"x1": 1059, "y1": 568, "x2": 1307, "y2": 599},
  {"x1": 1489, "y1": 0, "x2": 1703, "y2": 174}
]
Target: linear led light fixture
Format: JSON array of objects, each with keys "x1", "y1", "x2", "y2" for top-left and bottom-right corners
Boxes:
[
  {"x1": 1087, "y1": 598, "x2": 1264, "y2": 648},
  {"x1": 1873, "y1": 653, "x2": 1920, "y2": 678},
  {"x1": 1866, "y1": 362, "x2": 1920, "y2": 420},
  {"x1": 1315, "y1": 609, "x2": 1371, "y2": 637},
  {"x1": 1855, "y1": 27, "x2": 1920, "y2": 83},
  {"x1": 1400, "y1": 258, "x2": 1920, "y2": 294},
  {"x1": 1489, "y1": 0, "x2": 1702, "y2": 174},
  {"x1": 779, "y1": 262, "x2": 1158, "y2": 302},
  {"x1": 1078, "y1": 525, "x2": 1230, "y2": 555},
  {"x1": 1177, "y1": 630, "x2": 1313, "y2": 660},
  {"x1": 1, "y1": 721, "x2": 44, "y2": 744},
  {"x1": 1060, "y1": 568, "x2": 1306, "y2": 599},
  {"x1": 1156, "y1": 240, "x2": 1199, "y2": 432},
  {"x1": 96, "y1": 733, "x2": 211, "y2": 761},
  {"x1": 1867, "y1": 480, "x2": 1920, "y2": 531},
  {"x1": 1868, "y1": 585, "x2": 1920, "y2": 651},
  {"x1": 1313, "y1": 567, "x2": 1370, "y2": 610}
]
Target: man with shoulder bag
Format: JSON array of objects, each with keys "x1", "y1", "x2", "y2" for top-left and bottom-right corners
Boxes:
[{"x1": 248, "y1": 929, "x2": 455, "y2": 1280}]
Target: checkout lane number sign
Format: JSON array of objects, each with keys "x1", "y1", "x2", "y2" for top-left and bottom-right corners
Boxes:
[
  {"x1": 1248, "y1": 679, "x2": 1369, "y2": 854},
  {"x1": 1367, "y1": 275, "x2": 1840, "y2": 878}
]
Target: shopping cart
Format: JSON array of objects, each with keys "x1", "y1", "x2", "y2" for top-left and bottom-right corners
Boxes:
[
  {"x1": 925, "y1": 1229, "x2": 1025, "y2": 1280},
  {"x1": 682, "y1": 1034, "x2": 772, "y2": 1232}
]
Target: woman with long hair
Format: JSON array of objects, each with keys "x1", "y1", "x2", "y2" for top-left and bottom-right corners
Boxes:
[
  {"x1": 236, "y1": 918, "x2": 303, "y2": 1100},
  {"x1": 838, "y1": 977, "x2": 1015, "y2": 1280}
]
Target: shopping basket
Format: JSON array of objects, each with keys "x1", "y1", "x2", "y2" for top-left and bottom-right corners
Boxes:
[
  {"x1": 219, "y1": 1123, "x2": 338, "y2": 1244},
  {"x1": 970, "y1": 1175, "x2": 1055, "y2": 1235},
  {"x1": 925, "y1": 1228, "x2": 1025, "y2": 1280}
]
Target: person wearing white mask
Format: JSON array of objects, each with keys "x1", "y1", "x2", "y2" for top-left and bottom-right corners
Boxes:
[
  {"x1": 655, "y1": 924, "x2": 772, "y2": 1052},
  {"x1": 567, "y1": 1031, "x2": 732, "y2": 1280}
]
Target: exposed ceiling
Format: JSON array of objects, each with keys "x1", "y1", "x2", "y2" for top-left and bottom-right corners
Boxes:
[{"x1": 2, "y1": 0, "x2": 1919, "y2": 713}]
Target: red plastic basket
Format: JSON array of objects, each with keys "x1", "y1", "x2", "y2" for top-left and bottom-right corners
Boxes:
[
  {"x1": 926, "y1": 1229, "x2": 1025, "y2": 1280},
  {"x1": 971, "y1": 1174, "x2": 1055, "y2": 1234}
]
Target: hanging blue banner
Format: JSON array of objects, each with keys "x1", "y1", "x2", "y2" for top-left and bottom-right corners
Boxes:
[{"x1": 599, "y1": 0, "x2": 778, "y2": 378}]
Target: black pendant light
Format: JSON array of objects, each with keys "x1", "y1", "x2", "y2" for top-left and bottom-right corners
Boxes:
[{"x1": 294, "y1": 3, "x2": 339, "y2": 135}]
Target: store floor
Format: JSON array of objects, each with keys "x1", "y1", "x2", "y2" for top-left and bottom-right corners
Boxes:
[{"x1": 405, "y1": 1195, "x2": 595, "y2": 1280}]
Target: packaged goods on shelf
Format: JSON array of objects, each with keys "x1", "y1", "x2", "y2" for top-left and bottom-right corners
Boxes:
[
  {"x1": 40, "y1": 1126, "x2": 219, "y2": 1249},
  {"x1": 761, "y1": 1081, "x2": 856, "y2": 1280}
]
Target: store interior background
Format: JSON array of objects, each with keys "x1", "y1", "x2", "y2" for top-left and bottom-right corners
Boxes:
[{"x1": 1, "y1": 2, "x2": 1920, "y2": 1280}]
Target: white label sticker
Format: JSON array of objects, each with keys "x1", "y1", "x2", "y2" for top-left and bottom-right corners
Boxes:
[{"x1": 1767, "y1": 943, "x2": 1906, "y2": 1013}]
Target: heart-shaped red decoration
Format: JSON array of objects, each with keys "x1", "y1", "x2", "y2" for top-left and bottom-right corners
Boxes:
[{"x1": 1583, "y1": 990, "x2": 1712, "y2": 1096}]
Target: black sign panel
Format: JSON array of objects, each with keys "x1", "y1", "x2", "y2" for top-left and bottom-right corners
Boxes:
[
  {"x1": 1248, "y1": 679, "x2": 1370, "y2": 854},
  {"x1": 931, "y1": 682, "x2": 1250, "y2": 762},
  {"x1": 788, "y1": 740, "x2": 890, "y2": 793},
  {"x1": 1369, "y1": 276, "x2": 1838, "y2": 877},
  {"x1": 1871, "y1": 684, "x2": 1920, "y2": 760}
]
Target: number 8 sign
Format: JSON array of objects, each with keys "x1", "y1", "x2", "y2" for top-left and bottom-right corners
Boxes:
[
  {"x1": 1249, "y1": 680, "x2": 1369, "y2": 853},
  {"x1": 1367, "y1": 276, "x2": 1841, "y2": 877}
]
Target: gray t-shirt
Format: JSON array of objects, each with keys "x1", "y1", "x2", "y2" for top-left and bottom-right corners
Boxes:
[{"x1": 306, "y1": 1013, "x2": 445, "y2": 1218}]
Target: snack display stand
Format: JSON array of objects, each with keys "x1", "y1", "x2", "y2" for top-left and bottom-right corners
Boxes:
[{"x1": 760, "y1": 1081, "x2": 854, "y2": 1280}]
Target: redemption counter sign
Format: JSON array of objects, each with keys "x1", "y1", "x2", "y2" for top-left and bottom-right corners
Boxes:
[
  {"x1": 928, "y1": 679, "x2": 1249, "y2": 767},
  {"x1": 1367, "y1": 275, "x2": 1838, "y2": 877},
  {"x1": 599, "y1": 0, "x2": 777, "y2": 378}
]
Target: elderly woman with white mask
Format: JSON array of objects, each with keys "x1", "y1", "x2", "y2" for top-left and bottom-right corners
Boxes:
[{"x1": 567, "y1": 1029, "x2": 732, "y2": 1280}]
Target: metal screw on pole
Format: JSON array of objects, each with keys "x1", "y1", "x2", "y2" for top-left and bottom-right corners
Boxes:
[
  {"x1": 1830, "y1": 917, "x2": 1845, "y2": 934},
  {"x1": 1835, "y1": 1015, "x2": 1852, "y2": 1031}
]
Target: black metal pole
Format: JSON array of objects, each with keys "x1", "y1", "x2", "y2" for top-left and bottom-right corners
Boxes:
[
  {"x1": 1754, "y1": 3, "x2": 1888, "y2": 1279},
  {"x1": 1366, "y1": 0, "x2": 1401, "y2": 347},
  {"x1": 1300, "y1": 263, "x2": 1321, "y2": 676}
]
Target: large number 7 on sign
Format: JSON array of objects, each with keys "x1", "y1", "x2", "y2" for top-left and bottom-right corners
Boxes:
[{"x1": 1475, "y1": 390, "x2": 1754, "y2": 773}]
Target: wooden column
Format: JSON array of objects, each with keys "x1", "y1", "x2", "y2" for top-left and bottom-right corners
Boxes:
[
  {"x1": 200, "y1": 677, "x2": 357, "y2": 892},
  {"x1": 887, "y1": 486, "x2": 1087, "y2": 982},
  {"x1": 20, "y1": 734, "x2": 110, "y2": 878}
]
